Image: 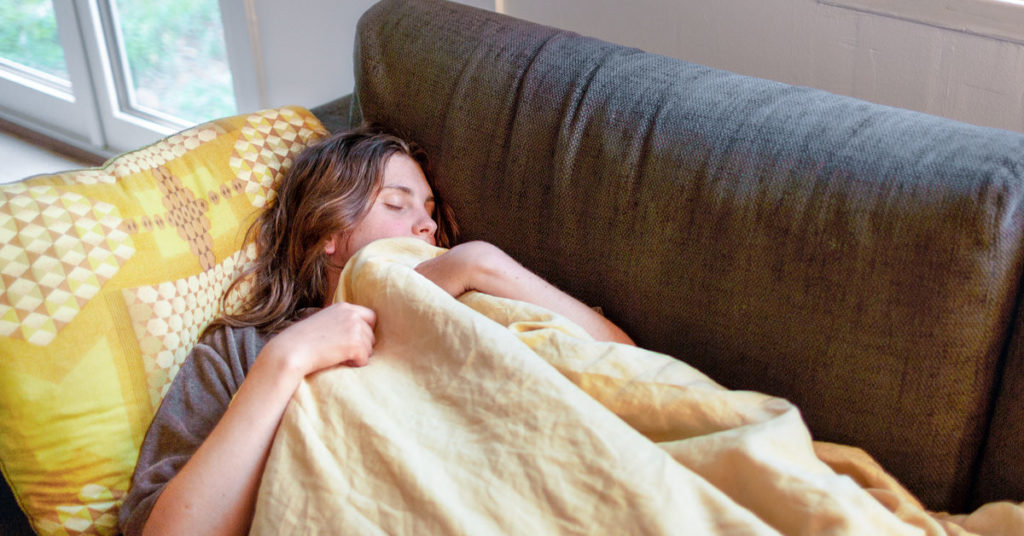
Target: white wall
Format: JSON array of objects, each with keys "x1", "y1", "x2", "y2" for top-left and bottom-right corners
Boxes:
[
  {"x1": 244, "y1": 0, "x2": 1024, "y2": 133},
  {"x1": 498, "y1": 0, "x2": 1024, "y2": 133},
  {"x1": 248, "y1": 0, "x2": 496, "y2": 111},
  {"x1": 252, "y1": 0, "x2": 376, "y2": 109}
]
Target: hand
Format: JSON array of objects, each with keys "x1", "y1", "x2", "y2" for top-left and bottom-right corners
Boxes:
[{"x1": 262, "y1": 302, "x2": 377, "y2": 379}]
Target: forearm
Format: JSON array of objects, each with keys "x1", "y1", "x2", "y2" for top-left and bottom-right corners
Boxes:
[
  {"x1": 139, "y1": 303, "x2": 375, "y2": 535},
  {"x1": 142, "y1": 351, "x2": 302, "y2": 536},
  {"x1": 474, "y1": 251, "x2": 635, "y2": 345},
  {"x1": 417, "y1": 242, "x2": 634, "y2": 343}
]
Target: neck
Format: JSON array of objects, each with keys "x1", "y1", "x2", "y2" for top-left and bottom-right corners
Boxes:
[{"x1": 323, "y1": 265, "x2": 342, "y2": 307}]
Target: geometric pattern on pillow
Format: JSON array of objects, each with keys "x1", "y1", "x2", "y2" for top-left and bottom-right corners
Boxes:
[
  {"x1": 234, "y1": 107, "x2": 316, "y2": 209},
  {"x1": 0, "y1": 105, "x2": 327, "y2": 536},
  {"x1": 123, "y1": 244, "x2": 256, "y2": 408},
  {"x1": 108, "y1": 122, "x2": 228, "y2": 179},
  {"x1": 0, "y1": 185, "x2": 134, "y2": 346},
  {"x1": 34, "y1": 484, "x2": 123, "y2": 536}
]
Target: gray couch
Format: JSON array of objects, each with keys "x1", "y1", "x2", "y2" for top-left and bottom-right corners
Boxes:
[
  {"x1": 330, "y1": 0, "x2": 1024, "y2": 515},
  {"x1": 3, "y1": 0, "x2": 1022, "y2": 532}
]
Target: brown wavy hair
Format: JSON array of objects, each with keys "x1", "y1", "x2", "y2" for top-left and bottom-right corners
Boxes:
[{"x1": 211, "y1": 123, "x2": 458, "y2": 334}]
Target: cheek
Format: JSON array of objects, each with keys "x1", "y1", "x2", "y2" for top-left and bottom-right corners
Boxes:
[
  {"x1": 340, "y1": 225, "x2": 376, "y2": 261},
  {"x1": 344, "y1": 211, "x2": 420, "y2": 259},
  {"x1": 361, "y1": 218, "x2": 415, "y2": 245}
]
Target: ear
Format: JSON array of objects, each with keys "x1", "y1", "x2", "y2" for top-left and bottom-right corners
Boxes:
[{"x1": 324, "y1": 236, "x2": 337, "y2": 256}]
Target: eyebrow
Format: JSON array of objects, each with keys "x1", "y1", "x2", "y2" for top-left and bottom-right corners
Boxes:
[{"x1": 382, "y1": 184, "x2": 434, "y2": 203}]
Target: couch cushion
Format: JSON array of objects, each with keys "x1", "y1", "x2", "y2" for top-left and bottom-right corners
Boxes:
[
  {"x1": 975, "y1": 316, "x2": 1024, "y2": 506},
  {"x1": 310, "y1": 94, "x2": 359, "y2": 134},
  {"x1": 0, "y1": 106, "x2": 326, "y2": 535},
  {"x1": 354, "y1": 0, "x2": 1024, "y2": 511}
]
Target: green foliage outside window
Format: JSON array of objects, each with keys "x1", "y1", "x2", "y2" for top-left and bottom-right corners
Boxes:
[
  {"x1": 0, "y1": 0, "x2": 236, "y2": 124},
  {"x1": 115, "y1": 0, "x2": 236, "y2": 124},
  {"x1": 0, "y1": 0, "x2": 69, "y2": 79}
]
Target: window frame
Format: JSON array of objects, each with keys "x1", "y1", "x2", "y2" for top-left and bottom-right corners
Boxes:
[
  {"x1": 0, "y1": 0, "x2": 257, "y2": 156},
  {"x1": 0, "y1": 0, "x2": 106, "y2": 155}
]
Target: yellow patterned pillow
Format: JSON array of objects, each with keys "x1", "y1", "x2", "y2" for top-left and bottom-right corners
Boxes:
[{"x1": 0, "y1": 106, "x2": 327, "y2": 535}]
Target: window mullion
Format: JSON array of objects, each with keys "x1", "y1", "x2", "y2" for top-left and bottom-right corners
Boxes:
[
  {"x1": 55, "y1": 0, "x2": 105, "y2": 148},
  {"x1": 219, "y1": 0, "x2": 265, "y2": 113},
  {"x1": 74, "y1": 0, "x2": 174, "y2": 153}
]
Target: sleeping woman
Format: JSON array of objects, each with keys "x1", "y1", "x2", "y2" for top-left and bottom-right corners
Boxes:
[{"x1": 118, "y1": 123, "x2": 634, "y2": 536}]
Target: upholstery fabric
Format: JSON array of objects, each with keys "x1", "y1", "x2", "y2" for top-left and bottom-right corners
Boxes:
[
  {"x1": 0, "y1": 106, "x2": 326, "y2": 535},
  {"x1": 975, "y1": 314, "x2": 1024, "y2": 506},
  {"x1": 310, "y1": 94, "x2": 358, "y2": 134},
  {"x1": 354, "y1": 0, "x2": 1024, "y2": 511}
]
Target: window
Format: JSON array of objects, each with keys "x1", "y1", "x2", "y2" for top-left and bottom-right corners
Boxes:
[
  {"x1": 0, "y1": 0, "x2": 243, "y2": 155},
  {"x1": 105, "y1": 0, "x2": 236, "y2": 125},
  {"x1": 0, "y1": 0, "x2": 70, "y2": 87}
]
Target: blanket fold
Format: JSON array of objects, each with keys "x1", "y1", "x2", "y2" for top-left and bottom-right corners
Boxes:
[{"x1": 251, "y1": 238, "x2": 1020, "y2": 535}]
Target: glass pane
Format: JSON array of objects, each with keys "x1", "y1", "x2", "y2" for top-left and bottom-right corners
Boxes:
[
  {"x1": 0, "y1": 0, "x2": 70, "y2": 80},
  {"x1": 112, "y1": 0, "x2": 236, "y2": 124}
]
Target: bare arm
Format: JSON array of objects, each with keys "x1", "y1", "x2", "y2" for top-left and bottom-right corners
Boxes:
[
  {"x1": 141, "y1": 303, "x2": 376, "y2": 536},
  {"x1": 415, "y1": 241, "x2": 634, "y2": 345}
]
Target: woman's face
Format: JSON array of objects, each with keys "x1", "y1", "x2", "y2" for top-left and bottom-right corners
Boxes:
[{"x1": 327, "y1": 153, "x2": 438, "y2": 266}]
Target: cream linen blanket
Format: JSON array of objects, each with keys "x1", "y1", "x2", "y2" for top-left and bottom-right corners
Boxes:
[{"x1": 251, "y1": 238, "x2": 1023, "y2": 535}]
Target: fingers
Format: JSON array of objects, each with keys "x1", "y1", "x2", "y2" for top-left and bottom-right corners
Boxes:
[
  {"x1": 346, "y1": 309, "x2": 375, "y2": 367},
  {"x1": 348, "y1": 303, "x2": 377, "y2": 328},
  {"x1": 274, "y1": 302, "x2": 379, "y2": 373},
  {"x1": 329, "y1": 303, "x2": 375, "y2": 367}
]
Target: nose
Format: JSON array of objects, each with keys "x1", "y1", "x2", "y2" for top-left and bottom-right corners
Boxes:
[{"x1": 415, "y1": 214, "x2": 438, "y2": 243}]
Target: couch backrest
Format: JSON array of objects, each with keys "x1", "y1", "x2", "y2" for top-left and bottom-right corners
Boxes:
[
  {"x1": 353, "y1": 0, "x2": 1024, "y2": 511},
  {"x1": 976, "y1": 313, "x2": 1024, "y2": 507}
]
